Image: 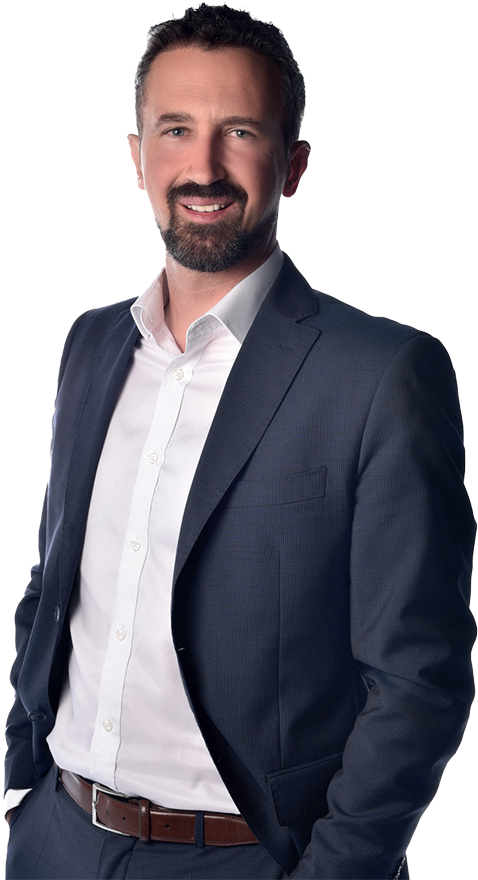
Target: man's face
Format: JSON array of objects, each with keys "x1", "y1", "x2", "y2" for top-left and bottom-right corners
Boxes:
[{"x1": 129, "y1": 45, "x2": 305, "y2": 273}]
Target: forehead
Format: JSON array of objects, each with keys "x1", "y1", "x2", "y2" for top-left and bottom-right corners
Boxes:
[{"x1": 141, "y1": 45, "x2": 282, "y2": 127}]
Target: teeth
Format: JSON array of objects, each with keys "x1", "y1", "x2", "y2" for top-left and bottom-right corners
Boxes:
[{"x1": 186, "y1": 204, "x2": 226, "y2": 213}]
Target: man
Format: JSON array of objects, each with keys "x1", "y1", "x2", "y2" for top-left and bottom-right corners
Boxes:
[{"x1": 4, "y1": 4, "x2": 475, "y2": 878}]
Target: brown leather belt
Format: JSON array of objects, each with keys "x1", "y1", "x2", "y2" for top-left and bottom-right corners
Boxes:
[{"x1": 60, "y1": 769, "x2": 257, "y2": 846}]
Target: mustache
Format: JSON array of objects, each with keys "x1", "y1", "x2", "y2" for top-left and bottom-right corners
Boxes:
[{"x1": 167, "y1": 180, "x2": 247, "y2": 206}]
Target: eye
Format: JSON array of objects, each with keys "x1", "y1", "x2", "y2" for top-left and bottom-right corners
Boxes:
[
  {"x1": 168, "y1": 127, "x2": 186, "y2": 137},
  {"x1": 233, "y1": 129, "x2": 251, "y2": 139}
]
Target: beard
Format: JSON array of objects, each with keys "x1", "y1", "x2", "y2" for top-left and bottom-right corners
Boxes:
[{"x1": 158, "y1": 181, "x2": 276, "y2": 273}]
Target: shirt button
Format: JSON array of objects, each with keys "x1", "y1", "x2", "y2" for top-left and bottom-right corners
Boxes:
[
  {"x1": 102, "y1": 718, "x2": 114, "y2": 732},
  {"x1": 147, "y1": 452, "x2": 158, "y2": 464},
  {"x1": 172, "y1": 368, "x2": 184, "y2": 381},
  {"x1": 130, "y1": 539, "x2": 141, "y2": 552},
  {"x1": 115, "y1": 628, "x2": 126, "y2": 641}
]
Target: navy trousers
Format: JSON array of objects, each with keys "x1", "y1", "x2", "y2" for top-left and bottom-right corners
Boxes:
[{"x1": 6, "y1": 765, "x2": 285, "y2": 879}]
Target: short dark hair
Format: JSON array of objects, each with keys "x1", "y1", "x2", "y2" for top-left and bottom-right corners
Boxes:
[{"x1": 135, "y1": 3, "x2": 305, "y2": 153}]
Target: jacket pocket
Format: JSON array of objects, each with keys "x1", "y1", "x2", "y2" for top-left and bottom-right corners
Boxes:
[
  {"x1": 266, "y1": 751, "x2": 343, "y2": 826},
  {"x1": 227, "y1": 466, "x2": 327, "y2": 508}
]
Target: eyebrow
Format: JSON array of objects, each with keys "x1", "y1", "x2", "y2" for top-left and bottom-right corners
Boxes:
[
  {"x1": 153, "y1": 113, "x2": 194, "y2": 128},
  {"x1": 152, "y1": 112, "x2": 264, "y2": 130},
  {"x1": 221, "y1": 116, "x2": 264, "y2": 129}
]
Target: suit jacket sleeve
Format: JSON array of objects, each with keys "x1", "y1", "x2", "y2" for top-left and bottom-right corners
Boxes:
[
  {"x1": 4, "y1": 313, "x2": 88, "y2": 793},
  {"x1": 290, "y1": 334, "x2": 476, "y2": 878}
]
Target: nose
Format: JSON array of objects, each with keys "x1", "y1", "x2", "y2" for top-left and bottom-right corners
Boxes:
[{"x1": 185, "y1": 132, "x2": 226, "y2": 185}]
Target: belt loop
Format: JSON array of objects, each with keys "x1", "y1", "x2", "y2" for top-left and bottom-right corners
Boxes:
[
  {"x1": 138, "y1": 799, "x2": 151, "y2": 843},
  {"x1": 195, "y1": 811, "x2": 205, "y2": 848}
]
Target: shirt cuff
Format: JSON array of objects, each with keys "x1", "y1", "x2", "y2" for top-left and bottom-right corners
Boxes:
[{"x1": 4, "y1": 788, "x2": 32, "y2": 814}]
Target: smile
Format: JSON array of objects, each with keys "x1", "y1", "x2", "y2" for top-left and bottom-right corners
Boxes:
[{"x1": 185, "y1": 204, "x2": 229, "y2": 213}]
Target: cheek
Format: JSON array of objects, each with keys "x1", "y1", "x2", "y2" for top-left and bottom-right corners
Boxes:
[
  {"x1": 246, "y1": 162, "x2": 284, "y2": 213},
  {"x1": 141, "y1": 148, "x2": 175, "y2": 192},
  {"x1": 250, "y1": 166, "x2": 283, "y2": 208},
  {"x1": 142, "y1": 168, "x2": 172, "y2": 217}
]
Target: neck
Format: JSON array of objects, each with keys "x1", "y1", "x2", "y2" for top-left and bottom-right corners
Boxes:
[{"x1": 163, "y1": 237, "x2": 276, "y2": 352}]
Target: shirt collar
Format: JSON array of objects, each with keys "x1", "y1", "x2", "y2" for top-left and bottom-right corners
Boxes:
[{"x1": 131, "y1": 244, "x2": 283, "y2": 345}]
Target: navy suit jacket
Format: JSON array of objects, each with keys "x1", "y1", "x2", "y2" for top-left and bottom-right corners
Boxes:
[{"x1": 6, "y1": 255, "x2": 476, "y2": 878}]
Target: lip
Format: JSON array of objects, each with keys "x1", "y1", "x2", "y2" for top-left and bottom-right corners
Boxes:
[
  {"x1": 177, "y1": 197, "x2": 233, "y2": 207},
  {"x1": 176, "y1": 198, "x2": 236, "y2": 222}
]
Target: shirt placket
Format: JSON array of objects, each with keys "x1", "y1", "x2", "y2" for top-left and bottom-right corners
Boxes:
[{"x1": 89, "y1": 331, "x2": 211, "y2": 789}]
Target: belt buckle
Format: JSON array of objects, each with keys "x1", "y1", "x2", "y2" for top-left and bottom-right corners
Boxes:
[{"x1": 91, "y1": 781, "x2": 129, "y2": 835}]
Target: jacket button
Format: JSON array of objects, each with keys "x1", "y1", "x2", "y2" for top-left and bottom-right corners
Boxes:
[
  {"x1": 28, "y1": 710, "x2": 47, "y2": 723},
  {"x1": 53, "y1": 605, "x2": 61, "y2": 623}
]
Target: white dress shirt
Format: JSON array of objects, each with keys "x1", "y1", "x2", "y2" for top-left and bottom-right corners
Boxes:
[{"x1": 45, "y1": 245, "x2": 283, "y2": 813}]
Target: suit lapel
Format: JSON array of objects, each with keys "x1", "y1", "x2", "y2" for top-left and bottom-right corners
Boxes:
[{"x1": 173, "y1": 255, "x2": 321, "y2": 583}]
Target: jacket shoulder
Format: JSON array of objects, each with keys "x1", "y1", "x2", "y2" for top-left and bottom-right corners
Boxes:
[
  {"x1": 64, "y1": 297, "x2": 137, "y2": 346},
  {"x1": 278, "y1": 254, "x2": 427, "y2": 356},
  {"x1": 277, "y1": 257, "x2": 455, "y2": 397},
  {"x1": 313, "y1": 289, "x2": 427, "y2": 352},
  {"x1": 58, "y1": 298, "x2": 137, "y2": 386}
]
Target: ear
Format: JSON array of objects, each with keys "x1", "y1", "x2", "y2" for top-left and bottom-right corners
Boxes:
[
  {"x1": 282, "y1": 140, "x2": 310, "y2": 198},
  {"x1": 127, "y1": 133, "x2": 144, "y2": 190}
]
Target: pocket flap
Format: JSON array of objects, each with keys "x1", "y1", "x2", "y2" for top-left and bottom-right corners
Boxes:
[
  {"x1": 267, "y1": 751, "x2": 343, "y2": 825},
  {"x1": 228, "y1": 466, "x2": 327, "y2": 507}
]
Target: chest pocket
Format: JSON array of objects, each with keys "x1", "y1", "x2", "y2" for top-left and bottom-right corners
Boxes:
[{"x1": 227, "y1": 466, "x2": 327, "y2": 508}]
